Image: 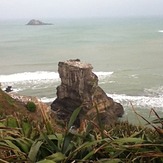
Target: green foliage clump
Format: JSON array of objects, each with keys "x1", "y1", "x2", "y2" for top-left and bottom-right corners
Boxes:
[
  {"x1": 26, "y1": 101, "x2": 36, "y2": 112},
  {"x1": 0, "y1": 107, "x2": 163, "y2": 162}
]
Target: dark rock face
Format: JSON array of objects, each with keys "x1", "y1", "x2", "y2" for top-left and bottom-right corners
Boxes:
[
  {"x1": 5, "y1": 86, "x2": 13, "y2": 92},
  {"x1": 51, "y1": 59, "x2": 124, "y2": 126},
  {"x1": 26, "y1": 19, "x2": 53, "y2": 25}
]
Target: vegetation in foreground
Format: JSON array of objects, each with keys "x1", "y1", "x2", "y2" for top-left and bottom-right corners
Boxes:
[
  {"x1": 0, "y1": 88, "x2": 163, "y2": 162},
  {"x1": 0, "y1": 104, "x2": 163, "y2": 163}
]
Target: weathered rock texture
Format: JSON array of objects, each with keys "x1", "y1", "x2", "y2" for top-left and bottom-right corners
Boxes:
[
  {"x1": 26, "y1": 19, "x2": 53, "y2": 25},
  {"x1": 51, "y1": 59, "x2": 124, "y2": 126}
]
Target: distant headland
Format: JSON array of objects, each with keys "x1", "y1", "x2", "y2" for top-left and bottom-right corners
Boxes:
[{"x1": 26, "y1": 19, "x2": 53, "y2": 25}]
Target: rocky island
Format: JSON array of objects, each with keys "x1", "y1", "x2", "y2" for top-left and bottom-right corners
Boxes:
[
  {"x1": 26, "y1": 19, "x2": 53, "y2": 25},
  {"x1": 51, "y1": 59, "x2": 124, "y2": 127}
]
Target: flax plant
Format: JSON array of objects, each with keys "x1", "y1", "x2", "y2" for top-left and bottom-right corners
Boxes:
[{"x1": 0, "y1": 104, "x2": 163, "y2": 162}]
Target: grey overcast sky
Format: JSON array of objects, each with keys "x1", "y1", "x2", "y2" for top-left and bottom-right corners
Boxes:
[{"x1": 0, "y1": 0, "x2": 163, "y2": 19}]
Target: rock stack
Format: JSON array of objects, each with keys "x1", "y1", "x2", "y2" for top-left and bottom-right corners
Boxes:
[{"x1": 51, "y1": 59, "x2": 124, "y2": 126}]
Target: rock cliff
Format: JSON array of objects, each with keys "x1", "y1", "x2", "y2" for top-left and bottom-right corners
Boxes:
[
  {"x1": 51, "y1": 59, "x2": 124, "y2": 126},
  {"x1": 26, "y1": 19, "x2": 53, "y2": 25}
]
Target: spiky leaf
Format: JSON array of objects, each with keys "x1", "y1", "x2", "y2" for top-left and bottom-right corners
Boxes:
[{"x1": 28, "y1": 140, "x2": 43, "y2": 162}]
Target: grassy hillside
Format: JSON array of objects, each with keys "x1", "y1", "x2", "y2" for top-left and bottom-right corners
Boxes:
[
  {"x1": 0, "y1": 88, "x2": 56, "y2": 125},
  {"x1": 0, "y1": 88, "x2": 28, "y2": 116}
]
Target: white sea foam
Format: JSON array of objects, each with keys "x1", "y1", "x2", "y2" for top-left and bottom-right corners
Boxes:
[
  {"x1": 40, "y1": 93, "x2": 163, "y2": 108},
  {"x1": 39, "y1": 97, "x2": 56, "y2": 103},
  {"x1": 0, "y1": 71, "x2": 60, "y2": 83},
  {"x1": 94, "y1": 71, "x2": 113, "y2": 76},
  {"x1": 130, "y1": 74, "x2": 138, "y2": 79},
  {"x1": 94, "y1": 71, "x2": 113, "y2": 80},
  {"x1": 0, "y1": 71, "x2": 113, "y2": 83},
  {"x1": 0, "y1": 71, "x2": 113, "y2": 94},
  {"x1": 158, "y1": 30, "x2": 163, "y2": 33},
  {"x1": 144, "y1": 86, "x2": 163, "y2": 97},
  {"x1": 107, "y1": 93, "x2": 163, "y2": 109}
]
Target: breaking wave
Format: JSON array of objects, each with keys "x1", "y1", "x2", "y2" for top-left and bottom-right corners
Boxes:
[
  {"x1": 38, "y1": 93, "x2": 163, "y2": 110},
  {"x1": 0, "y1": 71, "x2": 114, "y2": 93},
  {"x1": 94, "y1": 71, "x2": 113, "y2": 79},
  {"x1": 0, "y1": 71, "x2": 60, "y2": 83},
  {"x1": 39, "y1": 97, "x2": 56, "y2": 103},
  {"x1": 107, "y1": 93, "x2": 163, "y2": 109},
  {"x1": 0, "y1": 71, "x2": 113, "y2": 83}
]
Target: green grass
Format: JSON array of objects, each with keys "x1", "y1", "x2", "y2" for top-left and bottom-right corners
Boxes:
[{"x1": 0, "y1": 106, "x2": 163, "y2": 162}]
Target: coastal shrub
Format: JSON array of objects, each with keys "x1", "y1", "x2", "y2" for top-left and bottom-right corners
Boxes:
[
  {"x1": 1, "y1": 105, "x2": 163, "y2": 162},
  {"x1": 26, "y1": 101, "x2": 36, "y2": 112}
]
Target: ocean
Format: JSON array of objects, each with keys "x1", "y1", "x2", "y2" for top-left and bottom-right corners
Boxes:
[{"x1": 0, "y1": 17, "x2": 163, "y2": 124}]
